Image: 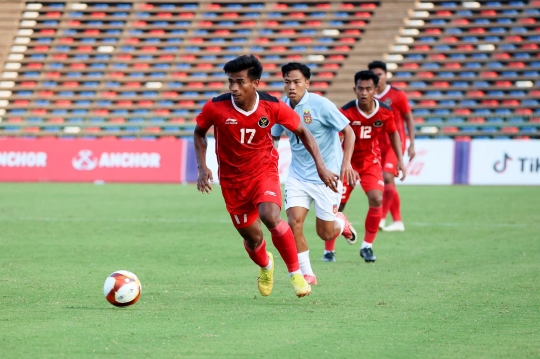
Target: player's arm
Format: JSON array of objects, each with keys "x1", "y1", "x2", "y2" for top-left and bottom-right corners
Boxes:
[
  {"x1": 292, "y1": 122, "x2": 340, "y2": 192},
  {"x1": 193, "y1": 125, "x2": 213, "y2": 194},
  {"x1": 404, "y1": 111, "x2": 416, "y2": 160},
  {"x1": 271, "y1": 124, "x2": 285, "y2": 150},
  {"x1": 389, "y1": 131, "x2": 406, "y2": 181},
  {"x1": 339, "y1": 125, "x2": 357, "y2": 186}
]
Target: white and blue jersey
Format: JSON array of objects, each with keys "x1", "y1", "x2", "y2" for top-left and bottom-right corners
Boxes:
[{"x1": 271, "y1": 91, "x2": 349, "y2": 184}]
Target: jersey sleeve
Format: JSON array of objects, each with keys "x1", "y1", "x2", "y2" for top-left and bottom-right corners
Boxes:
[
  {"x1": 321, "y1": 98, "x2": 350, "y2": 132},
  {"x1": 385, "y1": 110, "x2": 397, "y2": 134},
  {"x1": 195, "y1": 100, "x2": 215, "y2": 130},
  {"x1": 271, "y1": 123, "x2": 285, "y2": 137},
  {"x1": 397, "y1": 91, "x2": 412, "y2": 116},
  {"x1": 275, "y1": 100, "x2": 300, "y2": 132}
]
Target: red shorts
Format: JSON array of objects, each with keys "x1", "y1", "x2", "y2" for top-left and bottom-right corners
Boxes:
[
  {"x1": 341, "y1": 163, "x2": 384, "y2": 204},
  {"x1": 381, "y1": 147, "x2": 399, "y2": 176},
  {"x1": 221, "y1": 174, "x2": 282, "y2": 229}
]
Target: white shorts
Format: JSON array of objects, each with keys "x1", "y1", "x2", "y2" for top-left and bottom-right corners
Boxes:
[{"x1": 284, "y1": 176, "x2": 343, "y2": 221}]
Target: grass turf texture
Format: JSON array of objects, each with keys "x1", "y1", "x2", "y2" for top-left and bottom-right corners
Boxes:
[{"x1": 0, "y1": 184, "x2": 539, "y2": 358}]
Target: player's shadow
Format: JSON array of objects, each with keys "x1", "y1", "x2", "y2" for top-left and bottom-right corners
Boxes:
[{"x1": 62, "y1": 306, "x2": 116, "y2": 310}]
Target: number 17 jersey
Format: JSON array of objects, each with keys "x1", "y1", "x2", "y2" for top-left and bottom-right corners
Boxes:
[{"x1": 196, "y1": 91, "x2": 300, "y2": 188}]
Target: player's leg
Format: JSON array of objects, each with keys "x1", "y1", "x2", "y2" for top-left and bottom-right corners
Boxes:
[
  {"x1": 382, "y1": 150, "x2": 404, "y2": 232},
  {"x1": 254, "y1": 176, "x2": 311, "y2": 297},
  {"x1": 358, "y1": 170, "x2": 385, "y2": 263},
  {"x1": 381, "y1": 149, "x2": 397, "y2": 229},
  {"x1": 313, "y1": 181, "x2": 357, "y2": 263},
  {"x1": 283, "y1": 177, "x2": 316, "y2": 284},
  {"x1": 222, "y1": 186, "x2": 274, "y2": 296},
  {"x1": 338, "y1": 179, "x2": 354, "y2": 212}
]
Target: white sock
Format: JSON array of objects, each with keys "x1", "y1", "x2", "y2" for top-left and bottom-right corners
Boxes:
[
  {"x1": 361, "y1": 241, "x2": 373, "y2": 249},
  {"x1": 297, "y1": 250, "x2": 314, "y2": 276},
  {"x1": 262, "y1": 258, "x2": 272, "y2": 271},
  {"x1": 323, "y1": 250, "x2": 334, "y2": 254},
  {"x1": 379, "y1": 218, "x2": 386, "y2": 227},
  {"x1": 288, "y1": 270, "x2": 303, "y2": 276},
  {"x1": 335, "y1": 216, "x2": 345, "y2": 235}
]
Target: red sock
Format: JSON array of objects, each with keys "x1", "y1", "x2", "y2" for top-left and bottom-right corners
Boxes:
[
  {"x1": 324, "y1": 238, "x2": 336, "y2": 251},
  {"x1": 364, "y1": 206, "x2": 382, "y2": 244},
  {"x1": 269, "y1": 220, "x2": 300, "y2": 272},
  {"x1": 390, "y1": 190, "x2": 402, "y2": 222},
  {"x1": 243, "y1": 239, "x2": 269, "y2": 268},
  {"x1": 382, "y1": 184, "x2": 396, "y2": 219}
]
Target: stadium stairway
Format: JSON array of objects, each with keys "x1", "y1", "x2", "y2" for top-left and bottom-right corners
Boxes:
[{"x1": 0, "y1": 0, "x2": 24, "y2": 70}]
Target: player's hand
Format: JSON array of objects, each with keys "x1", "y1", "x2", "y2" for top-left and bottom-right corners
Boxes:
[
  {"x1": 397, "y1": 161, "x2": 407, "y2": 182},
  {"x1": 408, "y1": 145, "x2": 416, "y2": 161},
  {"x1": 340, "y1": 162, "x2": 356, "y2": 188},
  {"x1": 317, "y1": 166, "x2": 340, "y2": 193},
  {"x1": 197, "y1": 166, "x2": 213, "y2": 193}
]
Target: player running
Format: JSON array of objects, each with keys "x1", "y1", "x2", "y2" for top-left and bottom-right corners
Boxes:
[
  {"x1": 368, "y1": 61, "x2": 416, "y2": 232},
  {"x1": 338, "y1": 70, "x2": 406, "y2": 262},
  {"x1": 271, "y1": 62, "x2": 357, "y2": 285},
  {"x1": 193, "y1": 55, "x2": 339, "y2": 298}
]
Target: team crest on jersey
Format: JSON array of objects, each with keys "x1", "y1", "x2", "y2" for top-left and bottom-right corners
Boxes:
[
  {"x1": 333, "y1": 205, "x2": 338, "y2": 214},
  {"x1": 303, "y1": 109, "x2": 313, "y2": 124},
  {"x1": 384, "y1": 98, "x2": 392, "y2": 106},
  {"x1": 373, "y1": 120, "x2": 383, "y2": 127},
  {"x1": 258, "y1": 117, "x2": 270, "y2": 128}
]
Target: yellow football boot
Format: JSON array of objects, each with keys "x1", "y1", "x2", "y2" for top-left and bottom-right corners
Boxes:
[
  {"x1": 257, "y1": 252, "x2": 274, "y2": 296},
  {"x1": 290, "y1": 273, "x2": 311, "y2": 298}
]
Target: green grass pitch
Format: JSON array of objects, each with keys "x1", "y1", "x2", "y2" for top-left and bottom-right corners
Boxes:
[{"x1": 1, "y1": 183, "x2": 539, "y2": 358}]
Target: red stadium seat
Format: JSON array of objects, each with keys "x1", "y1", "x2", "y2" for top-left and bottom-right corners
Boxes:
[
  {"x1": 469, "y1": 28, "x2": 485, "y2": 34},
  {"x1": 430, "y1": 54, "x2": 446, "y2": 60},
  {"x1": 403, "y1": 63, "x2": 419, "y2": 69},
  {"x1": 101, "y1": 91, "x2": 117, "y2": 98},
  {"x1": 530, "y1": 117, "x2": 540, "y2": 122},
  {"x1": 495, "y1": 81, "x2": 512, "y2": 87},
  {"x1": 405, "y1": 91, "x2": 422, "y2": 97},
  {"x1": 317, "y1": 3, "x2": 331, "y2": 8},
  {"x1": 189, "y1": 38, "x2": 203, "y2": 43},
  {"x1": 31, "y1": 109, "x2": 47, "y2": 115},
  {"x1": 519, "y1": 18, "x2": 536, "y2": 24},
  {"x1": 468, "y1": 118, "x2": 485, "y2": 123},
  {"x1": 391, "y1": 82, "x2": 408, "y2": 88},
  {"x1": 419, "y1": 100, "x2": 436, "y2": 106},
  {"x1": 125, "y1": 38, "x2": 139, "y2": 44},
  {"x1": 502, "y1": 100, "x2": 519, "y2": 106},
  {"x1": 198, "y1": 21, "x2": 213, "y2": 27},
  {"x1": 85, "y1": 29, "x2": 100, "y2": 35},
  {"x1": 110, "y1": 118, "x2": 125, "y2": 123},
  {"x1": 264, "y1": 21, "x2": 279, "y2": 27},
  {"x1": 144, "y1": 127, "x2": 161, "y2": 133},
  {"x1": 24, "y1": 127, "x2": 40, "y2": 133},
  {"x1": 180, "y1": 55, "x2": 196, "y2": 60},
  {"x1": 34, "y1": 46, "x2": 50, "y2": 52},
  {"x1": 454, "y1": 136, "x2": 471, "y2": 141},
  {"x1": 117, "y1": 100, "x2": 133, "y2": 106},
  {"x1": 286, "y1": 55, "x2": 302, "y2": 60},
  {"x1": 360, "y1": 3, "x2": 377, "y2": 8},
  {"x1": 339, "y1": 38, "x2": 355, "y2": 43},
  {"x1": 196, "y1": 63, "x2": 213, "y2": 69},
  {"x1": 445, "y1": 62, "x2": 461, "y2": 68},
  {"x1": 206, "y1": 46, "x2": 222, "y2": 52},
  {"x1": 53, "y1": 54, "x2": 68, "y2": 60},
  {"x1": 46, "y1": 72, "x2": 61, "y2": 78},
  {"x1": 13, "y1": 100, "x2": 29, "y2": 106},
  {"x1": 46, "y1": 12, "x2": 61, "y2": 17},
  {"x1": 162, "y1": 91, "x2": 178, "y2": 97},
  {"x1": 215, "y1": 29, "x2": 230, "y2": 35},
  {"x1": 40, "y1": 29, "x2": 56, "y2": 34},
  {"x1": 414, "y1": 45, "x2": 431, "y2": 51},
  {"x1": 482, "y1": 99, "x2": 499, "y2": 106},
  {"x1": 170, "y1": 118, "x2": 186, "y2": 123},
  {"x1": 274, "y1": 4, "x2": 287, "y2": 9},
  {"x1": 125, "y1": 82, "x2": 141, "y2": 88},
  {"x1": 159, "y1": 55, "x2": 174, "y2": 60},
  {"x1": 508, "y1": 62, "x2": 525, "y2": 68},
  {"x1": 506, "y1": 35, "x2": 522, "y2": 42},
  {"x1": 442, "y1": 36, "x2": 458, "y2": 43},
  {"x1": 242, "y1": 20, "x2": 256, "y2": 26},
  {"x1": 93, "y1": 109, "x2": 108, "y2": 114},
  {"x1": 28, "y1": 63, "x2": 43, "y2": 69},
  {"x1": 349, "y1": 21, "x2": 365, "y2": 26},
  {"x1": 311, "y1": 82, "x2": 329, "y2": 88},
  {"x1": 270, "y1": 46, "x2": 286, "y2": 52},
  {"x1": 49, "y1": 118, "x2": 64, "y2": 123},
  {"x1": 328, "y1": 55, "x2": 345, "y2": 60},
  {"x1": 91, "y1": 12, "x2": 107, "y2": 18},
  {"x1": 453, "y1": 19, "x2": 469, "y2": 25},
  {"x1": 157, "y1": 12, "x2": 173, "y2": 18},
  {"x1": 502, "y1": 127, "x2": 519, "y2": 133},
  {"x1": 179, "y1": 13, "x2": 195, "y2": 18},
  {"x1": 77, "y1": 46, "x2": 93, "y2": 52},
  {"x1": 56, "y1": 100, "x2": 72, "y2": 107},
  {"x1": 70, "y1": 63, "x2": 86, "y2": 69},
  {"x1": 516, "y1": 109, "x2": 533, "y2": 115},
  {"x1": 530, "y1": 90, "x2": 540, "y2": 97},
  {"x1": 481, "y1": 71, "x2": 498, "y2": 78},
  {"x1": 138, "y1": 100, "x2": 154, "y2": 107},
  {"x1": 480, "y1": 10, "x2": 497, "y2": 16},
  {"x1": 134, "y1": 63, "x2": 149, "y2": 69},
  {"x1": 206, "y1": 4, "x2": 220, "y2": 9},
  {"x1": 522, "y1": 43, "x2": 538, "y2": 50},
  {"x1": 425, "y1": 28, "x2": 442, "y2": 34},
  {"x1": 442, "y1": 127, "x2": 459, "y2": 133},
  {"x1": 109, "y1": 72, "x2": 125, "y2": 78},
  {"x1": 133, "y1": 21, "x2": 146, "y2": 27},
  {"x1": 172, "y1": 72, "x2": 187, "y2": 78},
  {"x1": 436, "y1": 10, "x2": 452, "y2": 16},
  {"x1": 117, "y1": 54, "x2": 132, "y2": 60},
  {"x1": 317, "y1": 72, "x2": 334, "y2": 78},
  {"x1": 494, "y1": 53, "x2": 511, "y2": 59},
  {"x1": 297, "y1": 38, "x2": 312, "y2": 43},
  {"x1": 280, "y1": 29, "x2": 295, "y2": 34},
  {"x1": 418, "y1": 72, "x2": 434, "y2": 78},
  {"x1": 140, "y1": 4, "x2": 154, "y2": 9},
  {"x1": 340, "y1": 3, "x2": 354, "y2": 8},
  {"x1": 178, "y1": 100, "x2": 195, "y2": 106},
  {"x1": 467, "y1": 90, "x2": 484, "y2": 97},
  {"x1": 150, "y1": 29, "x2": 165, "y2": 35},
  {"x1": 355, "y1": 12, "x2": 371, "y2": 18},
  {"x1": 154, "y1": 109, "x2": 170, "y2": 115},
  {"x1": 59, "y1": 38, "x2": 74, "y2": 44},
  {"x1": 208, "y1": 82, "x2": 224, "y2": 88},
  {"x1": 187, "y1": 82, "x2": 204, "y2": 88},
  {"x1": 414, "y1": 117, "x2": 424, "y2": 123},
  {"x1": 141, "y1": 46, "x2": 157, "y2": 52},
  {"x1": 290, "y1": 12, "x2": 305, "y2": 18},
  {"x1": 457, "y1": 45, "x2": 474, "y2": 51}
]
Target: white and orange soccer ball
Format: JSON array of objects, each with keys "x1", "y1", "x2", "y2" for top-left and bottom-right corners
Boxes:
[{"x1": 103, "y1": 270, "x2": 142, "y2": 307}]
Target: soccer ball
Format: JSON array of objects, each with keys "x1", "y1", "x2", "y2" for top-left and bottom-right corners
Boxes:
[{"x1": 103, "y1": 270, "x2": 142, "y2": 307}]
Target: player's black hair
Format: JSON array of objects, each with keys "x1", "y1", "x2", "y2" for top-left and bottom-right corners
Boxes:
[
  {"x1": 222, "y1": 54, "x2": 263, "y2": 81},
  {"x1": 354, "y1": 70, "x2": 380, "y2": 87},
  {"x1": 281, "y1": 62, "x2": 311, "y2": 80},
  {"x1": 368, "y1": 60, "x2": 388, "y2": 73}
]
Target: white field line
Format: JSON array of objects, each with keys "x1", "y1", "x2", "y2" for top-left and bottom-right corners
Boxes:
[{"x1": 0, "y1": 217, "x2": 533, "y2": 228}]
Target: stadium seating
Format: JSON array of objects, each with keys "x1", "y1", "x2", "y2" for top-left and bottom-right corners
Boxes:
[
  {"x1": 384, "y1": 0, "x2": 539, "y2": 138},
  {"x1": 0, "y1": 0, "x2": 377, "y2": 138}
]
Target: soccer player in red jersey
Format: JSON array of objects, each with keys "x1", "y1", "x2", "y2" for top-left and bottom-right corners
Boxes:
[
  {"x1": 193, "y1": 55, "x2": 339, "y2": 298},
  {"x1": 338, "y1": 70, "x2": 406, "y2": 262},
  {"x1": 368, "y1": 61, "x2": 416, "y2": 232}
]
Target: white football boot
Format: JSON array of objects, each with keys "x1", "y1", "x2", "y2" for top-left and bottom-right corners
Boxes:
[{"x1": 382, "y1": 221, "x2": 405, "y2": 232}]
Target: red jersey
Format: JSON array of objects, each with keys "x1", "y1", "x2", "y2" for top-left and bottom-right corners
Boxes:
[
  {"x1": 340, "y1": 99, "x2": 397, "y2": 171},
  {"x1": 196, "y1": 91, "x2": 300, "y2": 188},
  {"x1": 375, "y1": 85, "x2": 411, "y2": 153}
]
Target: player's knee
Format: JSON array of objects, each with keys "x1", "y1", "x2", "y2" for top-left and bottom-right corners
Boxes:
[
  {"x1": 368, "y1": 193, "x2": 383, "y2": 207},
  {"x1": 317, "y1": 228, "x2": 335, "y2": 242},
  {"x1": 383, "y1": 173, "x2": 394, "y2": 185},
  {"x1": 288, "y1": 217, "x2": 303, "y2": 233}
]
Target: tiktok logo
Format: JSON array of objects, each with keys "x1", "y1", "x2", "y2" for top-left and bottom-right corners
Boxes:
[{"x1": 493, "y1": 153, "x2": 512, "y2": 173}]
